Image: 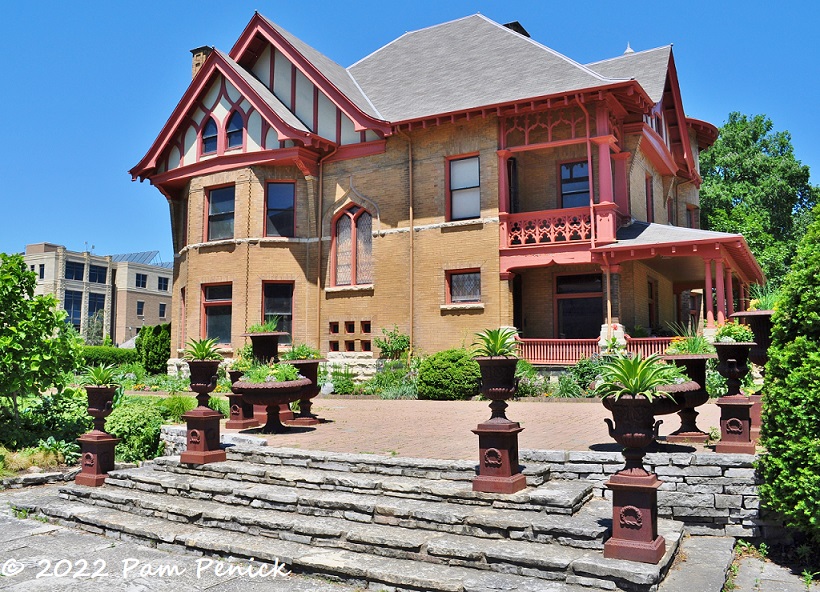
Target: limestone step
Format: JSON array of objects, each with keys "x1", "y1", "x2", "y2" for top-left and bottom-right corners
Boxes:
[
  {"x1": 224, "y1": 446, "x2": 552, "y2": 485},
  {"x1": 5, "y1": 489, "x2": 682, "y2": 592},
  {"x1": 58, "y1": 482, "x2": 607, "y2": 571},
  {"x1": 100, "y1": 465, "x2": 606, "y2": 547},
  {"x1": 147, "y1": 455, "x2": 589, "y2": 513}
]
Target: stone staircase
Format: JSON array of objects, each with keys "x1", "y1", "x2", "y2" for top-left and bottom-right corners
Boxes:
[{"x1": 5, "y1": 447, "x2": 686, "y2": 592}]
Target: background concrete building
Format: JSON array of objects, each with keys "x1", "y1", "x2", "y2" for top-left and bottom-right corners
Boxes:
[{"x1": 23, "y1": 244, "x2": 172, "y2": 345}]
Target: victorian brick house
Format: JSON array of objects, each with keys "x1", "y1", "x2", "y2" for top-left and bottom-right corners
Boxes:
[{"x1": 130, "y1": 13, "x2": 764, "y2": 363}]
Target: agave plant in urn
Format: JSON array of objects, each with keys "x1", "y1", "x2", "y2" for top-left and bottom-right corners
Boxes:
[
  {"x1": 180, "y1": 338, "x2": 226, "y2": 464},
  {"x1": 595, "y1": 354, "x2": 685, "y2": 564},
  {"x1": 470, "y1": 327, "x2": 526, "y2": 494},
  {"x1": 76, "y1": 364, "x2": 121, "y2": 486}
]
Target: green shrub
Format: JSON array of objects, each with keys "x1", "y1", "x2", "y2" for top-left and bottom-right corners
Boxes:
[
  {"x1": 374, "y1": 325, "x2": 411, "y2": 360},
  {"x1": 417, "y1": 349, "x2": 480, "y2": 401},
  {"x1": 555, "y1": 373, "x2": 585, "y2": 398},
  {"x1": 758, "y1": 209, "x2": 820, "y2": 543},
  {"x1": 567, "y1": 356, "x2": 607, "y2": 396},
  {"x1": 135, "y1": 323, "x2": 171, "y2": 374},
  {"x1": 106, "y1": 397, "x2": 165, "y2": 462},
  {"x1": 208, "y1": 396, "x2": 229, "y2": 416},
  {"x1": 0, "y1": 387, "x2": 92, "y2": 449},
  {"x1": 155, "y1": 395, "x2": 196, "y2": 423},
  {"x1": 514, "y1": 359, "x2": 550, "y2": 397},
  {"x1": 81, "y1": 346, "x2": 139, "y2": 367},
  {"x1": 363, "y1": 359, "x2": 418, "y2": 399},
  {"x1": 326, "y1": 365, "x2": 357, "y2": 395}
]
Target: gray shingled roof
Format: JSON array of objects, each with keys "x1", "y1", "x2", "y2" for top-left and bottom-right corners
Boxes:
[
  {"x1": 216, "y1": 49, "x2": 309, "y2": 133},
  {"x1": 586, "y1": 46, "x2": 671, "y2": 104},
  {"x1": 348, "y1": 14, "x2": 628, "y2": 123},
  {"x1": 258, "y1": 15, "x2": 383, "y2": 120},
  {"x1": 597, "y1": 221, "x2": 741, "y2": 250}
]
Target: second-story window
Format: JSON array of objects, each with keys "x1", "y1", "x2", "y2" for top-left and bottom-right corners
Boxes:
[
  {"x1": 449, "y1": 156, "x2": 480, "y2": 220},
  {"x1": 226, "y1": 111, "x2": 243, "y2": 149},
  {"x1": 65, "y1": 261, "x2": 84, "y2": 281},
  {"x1": 334, "y1": 205, "x2": 373, "y2": 286},
  {"x1": 207, "y1": 186, "x2": 235, "y2": 241},
  {"x1": 158, "y1": 277, "x2": 169, "y2": 291},
  {"x1": 265, "y1": 182, "x2": 295, "y2": 237},
  {"x1": 560, "y1": 161, "x2": 590, "y2": 208},
  {"x1": 135, "y1": 273, "x2": 147, "y2": 289},
  {"x1": 202, "y1": 117, "x2": 218, "y2": 155},
  {"x1": 89, "y1": 265, "x2": 107, "y2": 284}
]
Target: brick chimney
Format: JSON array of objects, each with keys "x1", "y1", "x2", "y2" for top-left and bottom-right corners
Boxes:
[{"x1": 190, "y1": 46, "x2": 212, "y2": 79}]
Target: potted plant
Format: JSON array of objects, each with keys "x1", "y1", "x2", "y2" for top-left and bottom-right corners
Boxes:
[
  {"x1": 243, "y1": 316, "x2": 288, "y2": 363},
  {"x1": 473, "y1": 327, "x2": 519, "y2": 404},
  {"x1": 281, "y1": 344, "x2": 326, "y2": 425},
  {"x1": 76, "y1": 364, "x2": 121, "y2": 486},
  {"x1": 180, "y1": 338, "x2": 225, "y2": 464},
  {"x1": 712, "y1": 322, "x2": 756, "y2": 454},
  {"x1": 471, "y1": 327, "x2": 526, "y2": 494},
  {"x1": 594, "y1": 353, "x2": 686, "y2": 564},
  {"x1": 662, "y1": 327, "x2": 717, "y2": 443},
  {"x1": 232, "y1": 362, "x2": 310, "y2": 433}
]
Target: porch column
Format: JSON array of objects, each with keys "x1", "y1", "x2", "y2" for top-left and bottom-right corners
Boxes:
[
  {"x1": 704, "y1": 259, "x2": 715, "y2": 328},
  {"x1": 602, "y1": 264, "x2": 622, "y2": 324},
  {"x1": 612, "y1": 152, "x2": 630, "y2": 214},
  {"x1": 594, "y1": 104, "x2": 614, "y2": 204},
  {"x1": 498, "y1": 150, "x2": 511, "y2": 214},
  {"x1": 715, "y1": 259, "x2": 726, "y2": 324},
  {"x1": 725, "y1": 268, "x2": 735, "y2": 317},
  {"x1": 740, "y1": 283, "x2": 747, "y2": 311}
]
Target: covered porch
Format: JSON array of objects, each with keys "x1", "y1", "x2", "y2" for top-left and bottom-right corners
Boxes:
[{"x1": 508, "y1": 222, "x2": 765, "y2": 365}]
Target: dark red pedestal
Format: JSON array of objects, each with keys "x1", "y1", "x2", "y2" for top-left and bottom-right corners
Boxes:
[
  {"x1": 471, "y1": 419, "x2": 526, "y2": 494},
  {"x1": 75, "y1": 431, "x2": 120, "y2": 487},
  {"x1": 749, "y1": 394, "x2": 762, "y2": 442},
  {"x1": 278, "y1": 403, "x2": 295, "y2": 422},
  {"x1": 225, "y1": 393, "x2": 260, "y2": 429},
  {"x1": 604, "y1": 471, "x2": 666, "y2": 564},
  {"x1": 716, "y1": 396, "x2": 756, "y2": 454},
  {"x1": 180, "y1": 407, "x2": 226, "y2": 464}
]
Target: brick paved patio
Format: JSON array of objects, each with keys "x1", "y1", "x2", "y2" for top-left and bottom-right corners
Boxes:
[{"x1": 223, "y1": 398, "x2": 723, "y2": 460}]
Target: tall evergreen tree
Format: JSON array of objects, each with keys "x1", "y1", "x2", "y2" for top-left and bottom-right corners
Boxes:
[{"x1": 699, "y1": 112, "x2": 817, "y2": 285}]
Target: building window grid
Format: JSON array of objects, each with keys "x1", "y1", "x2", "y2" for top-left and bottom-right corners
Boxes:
[
  {"x1": 207, "y1": 186, "x2": 235, "y2": 241},
  {"x1": 64, "y1": 290, "x2": 83, "y2": 330},
  {"x1": 333, "y1": 206, "x2": 373, "y2": 286},
  {"x1": 560, "y1": 161, "x2": 590, "y2": 208},
  {"x1": 89, "y1": 265, "x2": 107, "y2": 284},
  {"x1": 449, "y1": 156, "x2": 480, "y2": 221},
  {"x1": 263, "y1": 283, "x2": 293, "y2": 344},
  {"x1": 135, "y1": 273, "x2": 148, "y2": 289},
  {"x1": 203, "y1": 284, "x2": 232, "y2": 343},
  {"x1": 202, "y1": 117, "x2": 218, "y2": 154},
  {"x1": 448, "y1": 270, "x2": 481, "y2": 303},
  {"x1": 159, "y1": 303, "x2": 167, "y2": 318},
  {"x1": 265, "y1": 182, "x2": 295, "y2": 237},
  {"x1": 226, "y1": 111, "x2": 243, "y2": 149},
  {"x1": 88, "y1": 293, "x2": 105, "y2": 317},
  {"x1": 39, "y1": 264, "x2": 45, "y2": 279},
  {"x1": 136, "y1": 301, "x2": 145, "y2": 317},
  {"x1": 157, "y1": 277, "x2": 169, "y2": 291},
  {"x1": 65, "y1": 261, "x2": 84, "y2": 281}
]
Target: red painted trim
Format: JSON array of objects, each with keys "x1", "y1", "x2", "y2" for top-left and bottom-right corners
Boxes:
[
  {"x1": 130, "y1": 52, "x2": 331, "y2": 181},
  {"x1": 686, "y1": 117, "x2": 719, "y2": 151},
  {"x1": 201, "y1": 282, "x2": 232, "y2": 343},
  {"x1": 263, "y1": 180, "x2": 297, "y2": 237},
  {"x1": 229, "y1": 14, "x2": 391, "y2": 135},
  {"x1": 323, "y1": 140, "x2": 386, "y2": 163},
  {"x1": 152, "y1": 147, "x2": 320, "y2": 192},
  {"x1": 624, "y1": 122, "x2": 678, "y2": 176},
  {"x1": 445, "y1": 152, "x2": 481, "y2": 222},
  {"x1": 445, "y1": 268, "x2": 481, "y2": 304}
]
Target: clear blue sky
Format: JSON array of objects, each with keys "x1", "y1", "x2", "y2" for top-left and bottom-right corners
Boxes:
[{"x1": 1, "y1": 1, "x2": 817, "y2": 263}]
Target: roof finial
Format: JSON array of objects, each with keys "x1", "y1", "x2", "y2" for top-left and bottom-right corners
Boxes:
[{"x1": 624, "y1": 42, "x2": 634, "y2": 54}]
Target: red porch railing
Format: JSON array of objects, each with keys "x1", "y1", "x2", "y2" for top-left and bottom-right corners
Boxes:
[
  {"x1": 502, "y1": 207, "x2": 592, "y2": 248},
  {"x1": 516, "y1": 338, "x2": 600, "y2": 365},
  {"x1": 624, "y1": 336, "x2": 673, "y2": 358}
]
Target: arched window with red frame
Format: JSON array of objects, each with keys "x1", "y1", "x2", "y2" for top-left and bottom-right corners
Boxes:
[
  {"x1": 202, "y1": 117, "x2": 218, "y2": 154},
  {"x1": 226, "y1": 111, "x2": 243, "y2": 149},
  {"x1": 333, "y1": 205, "x2": 373, "y2": 286}
]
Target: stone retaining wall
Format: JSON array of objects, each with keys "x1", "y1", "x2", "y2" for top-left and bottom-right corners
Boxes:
[
  {"x1": 160, "y1": 426, "x2": 267, "y2": 456},
  {"x1": 519, "y1": 449, "x2": 780, "y2": 538}
]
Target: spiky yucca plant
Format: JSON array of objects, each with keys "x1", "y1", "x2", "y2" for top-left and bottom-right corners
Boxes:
[
  {"x1": 472, "y1": 327, "x2": 518, "y2": 357},
  {"x1": 594, "y1": 354, "x2": 680, "y2": 402}
]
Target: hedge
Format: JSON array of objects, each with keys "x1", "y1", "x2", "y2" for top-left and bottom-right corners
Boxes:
[
  {"x1": 417, "y1": 348, "x2": 480, "y2": 401},
  {"x1": 758, "y1": 206, "x2": 820, "y2": 543},
  {"x1": 81, "y1": 346, "x2": 139, "y2": 367},
  {"x1": 135, "y1": 323, "x2": 171, "y2": 375}
]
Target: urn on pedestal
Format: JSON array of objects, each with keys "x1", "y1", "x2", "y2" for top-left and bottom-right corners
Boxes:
[{"x1": 76, "y1": 364, "x2": 120, "y2": 487}]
